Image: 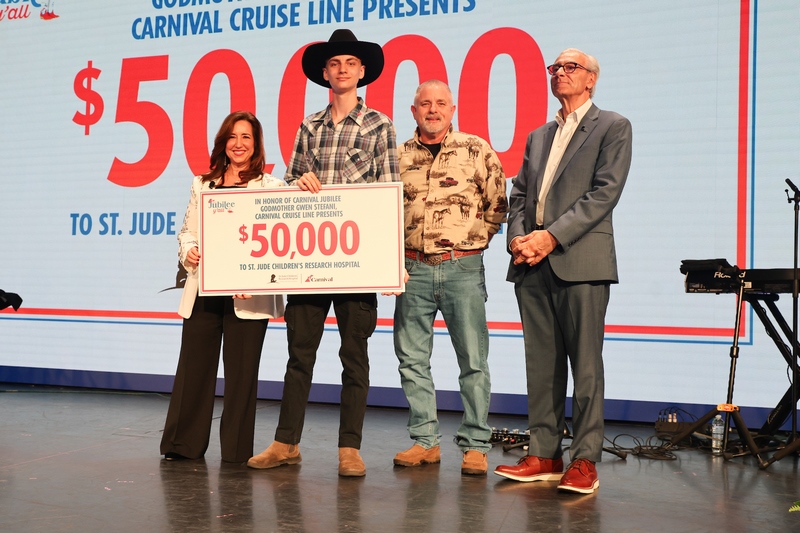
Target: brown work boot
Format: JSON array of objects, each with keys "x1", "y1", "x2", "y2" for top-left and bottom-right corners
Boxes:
[
  {"x1": 461, "y1": 450, "x2": 488, "y2": 475},
  {"x1": 247, "y1": 441, "x2": 301, "y2": 469},
  {"x1": 338, "y1": 447, "x2": 366, "y2": 477},
  {"x1": 393, "y1": 444, "x2": 441, "y2": 467}
]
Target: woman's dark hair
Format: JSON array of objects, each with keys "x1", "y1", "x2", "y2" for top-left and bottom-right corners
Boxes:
[{"x1": 201, "y1": 111, "x2": 266, "y2": 184}]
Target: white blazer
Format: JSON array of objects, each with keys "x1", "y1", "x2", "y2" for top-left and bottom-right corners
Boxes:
[{"x1": 177, "y1": 174, "x2": 286, "y2": 320}]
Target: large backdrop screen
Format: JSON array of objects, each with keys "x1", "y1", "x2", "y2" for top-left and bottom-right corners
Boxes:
[{"x1": 2, "y1": 0, "x2": 799, "y2": 425}]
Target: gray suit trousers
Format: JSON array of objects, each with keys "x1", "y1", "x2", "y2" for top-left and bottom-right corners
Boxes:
[{"x1": 514, "y1": 258, "x2": 609, "y2": 463}]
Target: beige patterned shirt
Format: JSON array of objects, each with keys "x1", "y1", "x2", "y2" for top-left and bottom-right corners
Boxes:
[{"x1": 399, "y1": 126, "x2": 508, "y2": 254}]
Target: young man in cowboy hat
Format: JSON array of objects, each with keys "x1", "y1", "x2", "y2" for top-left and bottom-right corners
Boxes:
[{"x1": 248, "y1": 29, "x2": 399, "y2": 477}]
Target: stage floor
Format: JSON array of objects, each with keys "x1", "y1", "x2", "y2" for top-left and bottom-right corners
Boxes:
[{"x1": 1, "y1": 384, "x2": 798, "y2": 532}]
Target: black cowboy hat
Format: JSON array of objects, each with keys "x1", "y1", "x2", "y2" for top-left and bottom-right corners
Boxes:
[
  {"x1": 0, "y1": 289, "x2": 22, "y2": 311},
  {"x1": 302, "y1": 29, "x2": 384, "y2": 88}
]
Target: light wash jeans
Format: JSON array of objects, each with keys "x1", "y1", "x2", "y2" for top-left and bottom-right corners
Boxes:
[{"x1": 393, "y1": 253, "x2": 492, "y2": 453}]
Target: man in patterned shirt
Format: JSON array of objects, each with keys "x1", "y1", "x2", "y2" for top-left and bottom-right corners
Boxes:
[
  {"x1": 248, "y1": 29, "x2": 399, "y2": 477},
  {"x1": 390, "y1": 80, "x2": 507, "y2": 475}
]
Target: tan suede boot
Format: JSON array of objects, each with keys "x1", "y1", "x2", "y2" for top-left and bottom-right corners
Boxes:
[
  {"x1": 461, "y1": 450, "x2": 488, "y2": 475},
  {"x1": 338, "y1": 447, "x2": 366, "y2": 477},
  {"x1": 393, "y1": 444, "x2": 441, "y2": 467},
  {"x1": 247, "y1": 441, "x2": 301, "y2": 469}
]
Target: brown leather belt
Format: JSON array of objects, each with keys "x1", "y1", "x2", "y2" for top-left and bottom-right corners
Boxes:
[{"x1": 404, "y1": 249, "x2": 482, "y2": 266}]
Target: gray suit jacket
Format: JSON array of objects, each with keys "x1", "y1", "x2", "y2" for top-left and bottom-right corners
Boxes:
[{"x1": 506, "y1": 104, "x2": 632, "y2": 284}]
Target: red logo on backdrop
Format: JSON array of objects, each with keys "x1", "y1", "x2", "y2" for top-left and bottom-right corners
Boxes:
[
  {"x1": 0, "y1": 1, "x2": 59, "y2": 23},
  {"x1": 41, "y1": 1, "x2": 59, "y2": 20},
  {"x1": 0, "y1": 3, "x2": 31, "y2": 22}
]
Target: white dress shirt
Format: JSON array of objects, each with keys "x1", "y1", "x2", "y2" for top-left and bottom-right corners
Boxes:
[{"x1": 536, "y1": 98, "x2": 593, "y2": 226}]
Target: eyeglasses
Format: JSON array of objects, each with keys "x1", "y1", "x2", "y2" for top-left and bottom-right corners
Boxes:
[{"x1": 546, "y1": 62, "x2": 589, "y2": 75}]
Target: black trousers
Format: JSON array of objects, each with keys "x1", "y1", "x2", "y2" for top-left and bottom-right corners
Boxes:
[
  {"x1": 275, "y1": 293, "x2": 377, "y2": 449},
  {"x1": 160, "y1": 295, "x2": 269, "y2": 462}
]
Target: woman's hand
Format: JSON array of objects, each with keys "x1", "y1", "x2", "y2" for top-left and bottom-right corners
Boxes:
[{"x1": 185, "y1": 246, "x2": 200, "y2": 268}]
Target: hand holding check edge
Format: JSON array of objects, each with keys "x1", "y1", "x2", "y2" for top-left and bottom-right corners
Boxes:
[
  {"x1": 186, "y1": 245, "x2": 252, "y2": 299},
  {"x1": 296, "y1": 172, "x2": 323, "y2": 193}
]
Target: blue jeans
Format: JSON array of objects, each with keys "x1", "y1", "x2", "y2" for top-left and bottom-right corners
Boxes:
[{"x1": 393, "y1": 253, "x2": 492, "y2": 453}]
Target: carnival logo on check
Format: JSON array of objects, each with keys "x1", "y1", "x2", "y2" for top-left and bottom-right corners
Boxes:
[{"x1": 305, "y1": 275, "x2": 333, "y2": 283}]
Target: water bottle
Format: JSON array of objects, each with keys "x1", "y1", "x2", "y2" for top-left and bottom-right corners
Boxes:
[{"x1": 711, "y1": 414, "x2": 724, "y2": 455}]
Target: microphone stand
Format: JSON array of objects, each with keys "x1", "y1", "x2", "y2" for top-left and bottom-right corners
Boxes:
[
  {"x1": 760, "y1": 179, "x2": 800, "y2": 468},
  {"x1": 784, "y1": 178, "x2": 800, "y2": 442}
]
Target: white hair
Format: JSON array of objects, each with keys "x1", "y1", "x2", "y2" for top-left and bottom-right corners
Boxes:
[
  {"x1": 413, "y1": 79, "x2": 454, "y2": 106},
  {"x1": 559, "y1": 48, "x2": 600, "y2": 97}
]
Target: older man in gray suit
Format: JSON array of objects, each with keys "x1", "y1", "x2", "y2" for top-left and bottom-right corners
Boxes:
[{"x1": 494, "y1": 48, "x2": 632, "y2": 494}]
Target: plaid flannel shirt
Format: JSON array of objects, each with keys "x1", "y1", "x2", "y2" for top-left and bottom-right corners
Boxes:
[{"x1": 284, "y1": 98, "x2": 400, "y2": 185}]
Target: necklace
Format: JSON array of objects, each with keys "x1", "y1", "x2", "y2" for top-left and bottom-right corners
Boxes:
[{"x1": 223, "y1": 168, "x2": 243, "y2": 186}]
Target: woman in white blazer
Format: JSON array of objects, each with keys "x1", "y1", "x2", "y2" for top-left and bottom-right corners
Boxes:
[{"x1": 161, "y1": 111, "x2": 285, "y2": 463}]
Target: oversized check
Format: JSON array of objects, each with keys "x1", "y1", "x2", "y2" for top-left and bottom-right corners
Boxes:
[{"x1": 198, "y1": 183, "x2": 404, "y2": 295}]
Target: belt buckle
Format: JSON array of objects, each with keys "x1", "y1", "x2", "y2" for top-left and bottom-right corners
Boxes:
[{"x1": 425, "y1": 254, "x2": 443, "y2": 266}]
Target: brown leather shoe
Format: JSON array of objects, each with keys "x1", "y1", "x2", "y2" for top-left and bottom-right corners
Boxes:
[
  {"x1": 557, "y1": 458, "x2": 599, "y2": 493},
  {"x1": 247, "y1": 441, "x2": 302, "y2": 469},
  {"x1": 461, "y1": 450, "x2": 488, "y2": 475},
  {"x1": 394, "y1": 444, "x2": 441, "y2": 467},
  {"x1": 338, "y1": 447, "x2": 366, "y2": 477},
  {"x1": 493, "y1": 456, "x2": 564, "y2": 482}
]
